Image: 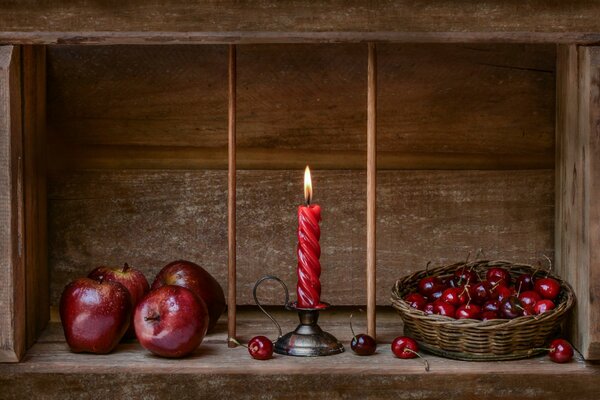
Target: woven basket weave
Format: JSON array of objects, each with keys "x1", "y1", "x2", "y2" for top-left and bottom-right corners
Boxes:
[{"x1": 391, "y1": 260, "x2": 575, "y2": 361}]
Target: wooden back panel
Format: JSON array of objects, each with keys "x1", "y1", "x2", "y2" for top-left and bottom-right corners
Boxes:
[{"x1": 46, "y1": 44, "x2": 555, "y2": 305}]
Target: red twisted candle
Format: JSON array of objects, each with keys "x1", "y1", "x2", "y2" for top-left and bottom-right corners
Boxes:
[{"x1": 297, "y1": 166, "x2": 323, "y2": 309}]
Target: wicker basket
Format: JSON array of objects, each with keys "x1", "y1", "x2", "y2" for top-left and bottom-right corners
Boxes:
[{"x1": 391, "y1": 260, "x2": 576, "y2": 361}]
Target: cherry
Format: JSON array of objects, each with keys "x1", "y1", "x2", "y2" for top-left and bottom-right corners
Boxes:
[
  {"x1": 391, "y1": 336, "x2": 429, "y2": 371},
  {"x1": 491, "y1": 285, "x2": 514, "y2": 302},
  {"x1": 428, "y1": 287, "x2": 445, "y2": 302},
  {"x1": 516, "y1": 273, "x2": 534, "y2": 292},
  {"x1": 456, "y1": 303, "x2": 481, "y2": 320},
  {"x1": 418, "y1": 276, "x2": 443, "y2": 298},
  {"x1": 522, "y1": 304, "x2": 535, "y2": 316},
  {"x1": 432, "y1": 300, "x2": 455, "y2": 318},
  {"x1": 349, "y1": 313, "x2": 376, "y2": 356},
  {"x1": 482, "y1": 300, "x2": 500, "y2": 313},
  {"x1": 500, "y1": 296, "x2": 524, "y2": 319},
  {"x1": 404, "y1": 293, "x2": 427, "y2": 311},
  {"x1": 533, "y1": 339, "x2": 574, "y2": 363},
  {"x1": 534, "y1": 278, "x2": 561, "y2": 300},
  {"x1": 424, "y1": 303, "x2": 435, "y2": 315},
  {"x1": 548, "y1": 339, "x2": 574, "y2": 363},
  {"x1": 486, "y1": 267, "x2": 511, "y2": 287},
  {"x1": 440, "y1": 288, "x2": 468, "y2": 306},
  {"x1": 533, "y1": 299, "x2": 556, "y2": 315},
  {"x1": 469, "y1": 281, "x2": 491, "y2": 304},
  {"x1": 481, "y1": 310, "x2": 499, "y2": 320},
  {"x1": 518, "y1": 290, "x2": 542, "y2": 307},
  {"x1": 453, "y1": 267, "x2": 478, "y2": 287},
  {"x1": 248, "y1": 336, "x2": 274, "y2": 360}
]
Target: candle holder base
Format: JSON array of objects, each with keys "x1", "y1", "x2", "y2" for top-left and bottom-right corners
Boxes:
[{"x1": 274, "y1": 302, "x2": 345, "y2": 357}]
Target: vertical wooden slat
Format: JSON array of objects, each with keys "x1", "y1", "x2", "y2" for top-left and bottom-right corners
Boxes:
[
  {"x1": 0, "y1": 45, "x2": 25, "y2": 362},
  {"x1": 366, "y1": 43, "x2": 377, "y2": 338},
  {"x1": 556, "y1": 44, "x2": 600, "y2": 360},
  {"x1": 22, "y1": 45, "x2": 48, "y2": 348},
  {"x1": 227, "y1": 44, "x2": 237, "y2": 347}
]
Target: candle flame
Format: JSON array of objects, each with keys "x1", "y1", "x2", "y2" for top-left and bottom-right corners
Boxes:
[{"x1": 304, "y1": 165, "x2": 312, "y2": 205}]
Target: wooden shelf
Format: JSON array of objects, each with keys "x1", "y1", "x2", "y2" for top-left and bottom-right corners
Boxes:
[{"x1": 1, "y1": 308, "x2": 599, "y2": 399}]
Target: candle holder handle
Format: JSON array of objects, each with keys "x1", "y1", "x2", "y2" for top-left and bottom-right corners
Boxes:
[{"x1": 252, "y1": 275, "x2": 290, "y2": 339}]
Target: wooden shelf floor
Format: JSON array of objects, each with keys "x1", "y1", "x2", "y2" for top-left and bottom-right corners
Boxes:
[{"x1": 1, "y1": 307, "x2": 599, "y2": 399}]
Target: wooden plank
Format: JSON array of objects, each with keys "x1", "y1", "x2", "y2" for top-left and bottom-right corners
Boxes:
[
  {"x1": 0, "y1": 45, "x2": 25, "y2": 362},
  {"x1": 3, "y1": 1, "x2": 600, "y2": 44},
  {"x1": 45, "y1": 44, "x2": 555, "y2": 170},
  {"x1": 366, "y1": 43, "x2": 376, "y2": 338},
  {"x1": 556, "y1": 45, "x2": 600, "y2": 360},
  {"x1": 22, "y1": 45, "x2": 48, "y2": 349},
  {"x1": 46, "y1": 169, "x2": 554, "y2": 307},
  {"x1": 227, "y1": 44, "x2": 236, "y2": 346},
  {"x1": 0, "y1": 309, "x2": 598, "y2": 399}
]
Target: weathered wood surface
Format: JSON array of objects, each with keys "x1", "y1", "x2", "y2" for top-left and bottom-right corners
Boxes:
[
  {"x1": 0, "y1": 45, "x2": 25, "y2": 362},
  {"x1": 46, "y1": 44, "x2": 555, "y2": 170},
  {"x1": 366, "y1": 43, "x2": 377, "y2": 338},
  {"x1": 0, "y1": 309, "x2": 598, "y2": 400},
  {"x1": 22, "y1": 45, "x2": 48, "y2": 349},
  {"x1": 3, "y1": 1, "x2": 600, "y2": 44},
  {"x1": 47, "y1": 169, "x2": 554, "y2": 307},
  {"x1": 556, "y1": 45, "x2": 600, "y2": 360}
]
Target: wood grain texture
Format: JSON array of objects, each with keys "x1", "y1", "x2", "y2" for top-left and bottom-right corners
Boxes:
[
  {"x1": 227, "y1": 44, "x2": 236, "y2": 345},
  {"x1": 0, "y1": 45, "x2": 25, "y2": 362},
  {"x1": 0, "y1": 309, "x2": 598, "y2": 400},
  {"x1": 3, "y1": 1, "x2": 600, "y2": 44},
  {"x1": 22, "y1": 45, "x2": 48, "y2": 349},
  {"x1": 46, "y1": 44, "x2": 555, "y2": 170},
  {"x1": 366, "y1": 43, "x2": 376, "y2": 338},
  {"x1": 47, "y1": 170, "x2": 554, "y2": 307},
  {"x1": 556, "y1": 45, "x2": 600, "y2": 360}
]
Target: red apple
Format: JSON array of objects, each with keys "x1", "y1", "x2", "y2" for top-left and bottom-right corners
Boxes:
[
  {"x1": 134, "y1": 285, "x2": 209, "y2": 358},
  {"x1": 152, "y1": 260, "x2": 225, "y2": 332},
  {"x1": 88, "y1": 263, "x2": 149, "y2": 339},
  {"x1": 59, "y1": 277, "x2": 132, "y2": 354}
]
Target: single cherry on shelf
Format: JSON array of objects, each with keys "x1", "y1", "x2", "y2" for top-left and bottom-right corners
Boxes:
[
  {"x1": 391, "y1": 336, "x2": 430, "y2": 371},
  {"x1": 532, "y1": 339, "x2": 574, "y2": 363},
  {"x1": 229, "y1": 336, "x2": 274, "y2": 360},
  {"x1": 349, "y1": 313, "x2": 376, "y2": 356}
]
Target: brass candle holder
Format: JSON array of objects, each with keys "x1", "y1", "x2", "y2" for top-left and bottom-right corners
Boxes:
[{"x1": 253, "y1": 275, "x2": 344, "y2": 357}]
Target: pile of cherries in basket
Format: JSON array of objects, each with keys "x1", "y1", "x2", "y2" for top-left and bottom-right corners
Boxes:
[{"x1": 404, "y1": 265, "x2": 562, "y2": 321}]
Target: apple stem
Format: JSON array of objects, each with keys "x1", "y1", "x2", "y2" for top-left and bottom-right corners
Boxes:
[
  {"x1": 405, "y1": 349, "x2": 430, "y2": 372},
  {"x1": 123, "y1": 263, "x2": 130, "y2": 273},
  {"x1": 228, "y1": 337, "x2": 248, "y2": 348}
]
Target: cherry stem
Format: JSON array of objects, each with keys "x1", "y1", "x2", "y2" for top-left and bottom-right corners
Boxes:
[
  {"x1": 405, "y1": 349, "x2": 430, "y2": 372},
  {"x1": 517, "y1": 281, "x2": 523, "y2": 297},
  {"x1": 228, "y1": 337, "x2": 248, "y2": 348},
  {"x1": 349, "y1": 313, "x2": 357, "y2": 340},
  {"x1": 425, "y1": 261, "x2": 432, "y2": 276},
  {"x1": 122, "y1": 263, "x2": 130, "y2": 273},
  {"x1": 531, "y1": 347, "x2": 555, "y2": 353},
  {"x1": 543, "y1": 255, "x2": 552, "y2": 278},
  {"x1": 144, "y1": 314, "x2": 160, "y2": 322}
]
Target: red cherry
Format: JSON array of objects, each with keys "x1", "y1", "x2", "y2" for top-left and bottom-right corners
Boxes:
[
  {"x1": 391, "y1": 336, "x2": 429, "y2": 371},
  {"x1": 491, "y1": 285, "x2": 514, "y2": 302},
  {"x1": 486, "y1": 267, "x2": 511, "y2": 287},
  {"x1": 428, "y1": 287, "x2": 445, "y2": 302},
  {"x1": 518, "y1": 290, "x2": 542, "y2": 307},
  {"x1": 248, "y1": 336, "x2": 273, "y2": 360},
  {"x1": 469, "y1": 281, "x2": 491, "y2": 304},
  {"x1": 456, "y1": 304, "x2": 481, "y2": 320},
  {"x1": 432, "y1": 300, "x2": 455, "y2": 318},
  {"x1": 534, "y1": 278, "x2": 561, "y2": 300},
  {"x1": 548, "y1": 339, "x2": 574, "y2": 363},
  {"x1": 533, "y1": 299, "x2": 556, "y2": 315},
  {"x1": 482, "y1": 300, "x2": 500, "y2": 313},
  {"x1": 404, "y1": 293, "x2": 427, "y2": 311},
  {"x1": 522, "y1": 304, "x2": 536, "y2": 316},
  {"x1": 500, "y1": 296, "x2": 524, "y2": 319},
  {"x1": 424, "y1": 303, "x2": 435, "y2": 315},
  {"x1": 351, "y1": 334, "x2": 377, "y2": 356},
  {"x1": 453, "y1": 267, "x2": 479, "y2": 287},
  {"x1": 418, "y1": 277, "x2": 443, "y2": 298},
  {"x1": 481, "y1": 310, "x2": 499, "y2": 320},
  {"x1": 515, "y1": 274, "x2": 534, "y2": 292},
  {"x1": 440, "y1": 288, "x2": 468, "y2": 306}
]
